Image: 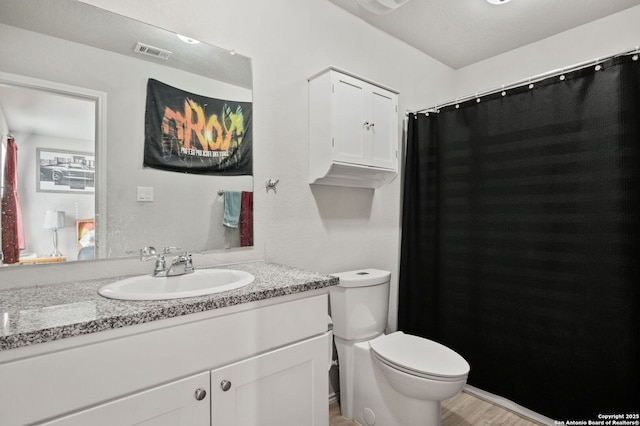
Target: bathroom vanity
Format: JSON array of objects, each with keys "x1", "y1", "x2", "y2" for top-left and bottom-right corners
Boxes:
[{"x1": 0, "y1": 262, "x2": 337, "y2": 426}]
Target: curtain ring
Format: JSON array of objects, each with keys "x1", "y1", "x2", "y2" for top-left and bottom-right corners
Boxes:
[{"x1": 594, "y1": 58, "x2": 602, "y2": 71}]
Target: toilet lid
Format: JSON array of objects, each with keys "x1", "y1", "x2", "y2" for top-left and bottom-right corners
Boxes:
[{"x1": 369, "y1": 332, "x2": 470, "y2": 379}]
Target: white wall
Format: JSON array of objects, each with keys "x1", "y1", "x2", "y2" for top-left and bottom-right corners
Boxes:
[{"x1": 0, "y1": 105, "x2": 7, "y2": 135}]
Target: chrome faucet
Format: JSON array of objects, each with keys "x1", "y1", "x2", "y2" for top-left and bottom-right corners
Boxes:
[
  {"x1": 140, "y1": 246, "x2": 194, "y2": 277},
  {"x1": 166, "y1": 252, "x2": 195, "y2": 276}
]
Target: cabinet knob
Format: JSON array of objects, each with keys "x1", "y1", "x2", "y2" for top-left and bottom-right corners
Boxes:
[
  {"x1": 220, "y1": 380, "x2": 232, "y2": 392},
  {"x1": 194, "y1": 388, "x2": 207, "y2": 401}
]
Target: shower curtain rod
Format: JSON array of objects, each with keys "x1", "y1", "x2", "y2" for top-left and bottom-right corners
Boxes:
[{"x1": 407, "y1": 45, "x2": 640, "y2": 115}]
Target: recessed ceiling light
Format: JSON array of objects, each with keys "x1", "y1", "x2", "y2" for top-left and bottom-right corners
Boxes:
[
  {"x1": 176, "y1": 34, "x2": 200, "y2": 44},
  {"x1": 487, "y1": 0, "x2": 511, "y2": 4}
]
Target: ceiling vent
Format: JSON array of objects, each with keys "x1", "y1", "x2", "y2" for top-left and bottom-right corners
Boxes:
[
  {"x1": 134, "y1": 42, "x2": 172, "y2": 60},
  {"x1": 357, "y1": 0, "x2": 410, "y2": 14}
]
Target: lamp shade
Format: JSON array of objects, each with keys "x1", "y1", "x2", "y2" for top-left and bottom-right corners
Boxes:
[{"x1": 43, "y1": 210, "x2": 65, "y2": 229}]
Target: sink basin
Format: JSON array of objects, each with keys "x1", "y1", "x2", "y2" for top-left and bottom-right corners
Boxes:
[{"x1": 98, "y1": 269, "x2": 255, "y2": 301}]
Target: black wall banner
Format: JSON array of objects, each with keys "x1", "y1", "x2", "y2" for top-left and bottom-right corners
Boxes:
[{"x1": 144, "y1": 79, "x2": 252, "y2": 175}]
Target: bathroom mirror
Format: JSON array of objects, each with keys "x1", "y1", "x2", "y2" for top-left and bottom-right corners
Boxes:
[{"x1": 0, "y1": 0, "x2": 253, "y2": 270}]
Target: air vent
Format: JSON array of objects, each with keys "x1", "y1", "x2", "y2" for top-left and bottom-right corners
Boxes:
[{"x1": 134, "y1": 42, "x2": 172, "y2": 60}]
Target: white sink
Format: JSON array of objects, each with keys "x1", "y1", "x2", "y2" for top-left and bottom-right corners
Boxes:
[{"x1": 98, "y1": 269, "x2": 255, "y2": 301}]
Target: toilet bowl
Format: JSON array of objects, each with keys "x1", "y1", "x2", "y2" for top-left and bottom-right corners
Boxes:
[
  {"x1": 330, "y1": 269, "x2": 470, "y2": 426},
  {"x1": 370, "y1": 332, "x2": 469, "y2": 401}
]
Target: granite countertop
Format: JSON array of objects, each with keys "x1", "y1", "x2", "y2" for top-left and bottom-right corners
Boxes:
[{"x1": 0, "y1": 261, "x2": 338, "y2": 352}]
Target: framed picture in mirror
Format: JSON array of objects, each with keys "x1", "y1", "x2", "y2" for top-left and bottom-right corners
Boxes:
[{"x1": 37, "y1": 148, "x2": 95, "y2": 193}]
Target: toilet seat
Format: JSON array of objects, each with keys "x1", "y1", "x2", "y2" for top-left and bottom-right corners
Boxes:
[{"x1": 369, "y1": 332, "x2": 470, "y2": 382}]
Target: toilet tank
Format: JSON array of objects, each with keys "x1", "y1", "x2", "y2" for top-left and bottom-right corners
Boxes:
[{"x1": 330, "y1": 269, "x2": 391, "y2": 341}]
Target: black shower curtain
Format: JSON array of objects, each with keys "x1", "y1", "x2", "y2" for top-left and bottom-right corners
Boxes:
[{"x1": 399, "y1": 55, "x2": 639, "y2": 420}]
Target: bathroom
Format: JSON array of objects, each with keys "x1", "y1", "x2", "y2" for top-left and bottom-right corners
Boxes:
[{"x1": 1, "y1": 0, "x2": 639, "y2": 425}]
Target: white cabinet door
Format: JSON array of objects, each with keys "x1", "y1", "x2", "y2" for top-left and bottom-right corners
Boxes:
[
  {"x1": 331, "y1": 71, "x2": 398, "y2": 170},
  {"x1": 332, "y1": 73, "x2": 368, "y2": 165},
  {"x1": 369, "y1": 87, "x2": 398, "y2": 169},
  {"x1": 210, "y1": 333, "x2": 330, "y2": 426},
  {"x1": 41, "y1": 373, "x2": 210, "y2": 426}
]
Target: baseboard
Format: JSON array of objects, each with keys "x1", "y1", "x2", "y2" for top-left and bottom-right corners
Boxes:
[{"x1": 463, "y1": 385, "x2": 554, "y2": 426}]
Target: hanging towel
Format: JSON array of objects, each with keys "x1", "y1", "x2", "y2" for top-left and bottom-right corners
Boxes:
[
  {"x1": 223, "y1": 191, "x2": 242, "y2": 228},
  {"x1": 240, "y1": 191, "x2": 253, "y2": 247}
]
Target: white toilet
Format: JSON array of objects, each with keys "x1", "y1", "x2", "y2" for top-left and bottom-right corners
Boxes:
[{"x1": 330, "y1": 269, "x2": 470, "y2": 426}]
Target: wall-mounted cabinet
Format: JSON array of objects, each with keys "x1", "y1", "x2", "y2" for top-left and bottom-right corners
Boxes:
[{"x1": 309, "y1": 67, "x2": 399, "y2": 188}]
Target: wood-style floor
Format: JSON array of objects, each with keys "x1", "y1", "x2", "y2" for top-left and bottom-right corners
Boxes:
[
  {"x1": 329, "y1": 390, "x2": 543, "y2": 426},
  {"x1": 329, "y1": 401, "x2": 361, "y2": 426}
]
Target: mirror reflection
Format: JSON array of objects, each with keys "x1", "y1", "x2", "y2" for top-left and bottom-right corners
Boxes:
[{"x1": 0, "y1": 0, "x2": 253, "y2": 268}]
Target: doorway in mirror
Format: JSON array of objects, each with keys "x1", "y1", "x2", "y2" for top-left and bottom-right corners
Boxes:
[{"x1": 0, "y1": 73, "x2": 102, "y2": 265}]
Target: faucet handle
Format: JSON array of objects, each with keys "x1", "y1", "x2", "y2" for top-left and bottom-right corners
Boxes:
[
  {"x1": 141, "y1": 246, "x2": 156, "y2": 255},
  {"x1": 139, "y1": 246, "x2": 159, "y2": 261},
  {"x1": 180, "y1": 252, "x2": 195, "y2": 273},
  {"x1": 140, "y1": 252, "x2": 166, "y2": 276},
  {"x1": 162, "y1": 246, "x2": 182, "y2": 254}
]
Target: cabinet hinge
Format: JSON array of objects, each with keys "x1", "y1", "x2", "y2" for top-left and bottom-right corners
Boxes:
[
  {"x1": 332, "y1": 137, "x2": 335, "y2": 147},
  {"x1": 395, "y1": 105, "x2": 398, "y2": 113},
  {"x1": 332, "y1": 84, "x2": 334, "y2": 93}
]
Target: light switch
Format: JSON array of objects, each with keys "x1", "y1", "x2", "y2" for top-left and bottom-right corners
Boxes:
[{"x1": 137, "y1": 186, "x2": 154, "y2": 202}]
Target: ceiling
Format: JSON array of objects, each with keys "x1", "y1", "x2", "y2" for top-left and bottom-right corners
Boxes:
[
  {"x1": 0, "y1": 0, "x2": 252, "y2": 89},
  {"x1": 329, "y1": 0, "x2": 640, "y2": 69},
  {"x1": 0, "y1": 84, "x2": 95, "y2": 141}
]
